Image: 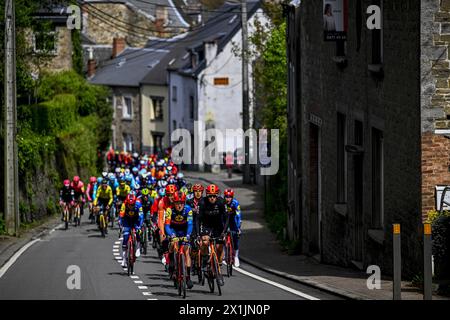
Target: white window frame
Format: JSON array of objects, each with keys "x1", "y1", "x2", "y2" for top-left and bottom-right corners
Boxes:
[{"x1": 122, "y1": 96, "x2": 133, "y2": 119}]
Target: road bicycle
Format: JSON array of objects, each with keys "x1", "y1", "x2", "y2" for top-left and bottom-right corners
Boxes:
[
  {"x1": 73, "y1": 201, "x2": 81, "y2": 227},
  {"x1": 95, "y1": 205, "x2": 109, "y2": 237},
  {"x1": 61, "y1": 203, "x2": 71, "y2": 230},
  {"x1": 126, "y1": 227, "x2": 138, "y2": 276},
  {"x1": 141, "y1": 221, "x2": 148, "y2": 255},
  {"x1": 200, "y1": 236, "x2": 223, "y2": 296},
  {"x1": 171, "y1": 237, "x2": 190, "y2": 299},
  {"x1": 224, "y1": 231, "x2": 235, "y2": 277}
]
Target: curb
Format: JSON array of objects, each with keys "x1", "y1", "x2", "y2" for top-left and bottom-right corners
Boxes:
[
  {"x1": 0, "y1": 216, "x2": 62, "y2": 270},
  {"x1": 238, "y1": 255, "x2": 364, "y2": 300}
]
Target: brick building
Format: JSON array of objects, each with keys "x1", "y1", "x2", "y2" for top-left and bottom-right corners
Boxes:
[{"x1": 285, "y1": 0, "x2": 432, "y2": 277}]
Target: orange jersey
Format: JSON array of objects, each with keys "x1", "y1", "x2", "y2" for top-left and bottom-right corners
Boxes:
[{"x1": 157, "y1": 197, "x2": 173, "y2": 237}]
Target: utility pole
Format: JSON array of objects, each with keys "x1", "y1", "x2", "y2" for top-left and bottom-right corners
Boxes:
[
  {"x1": 4, "y1": 0, "x2": 19, "y2": 236},
  {"x1": 241, "y1": 0, "x2": 251, "y2": 184}
]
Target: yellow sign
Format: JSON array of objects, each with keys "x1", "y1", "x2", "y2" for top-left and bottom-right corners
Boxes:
[
  {"x1": 424, "y1": 224, "x2": 432, "y2": 235},
  {"x1": 393, "y1": 224, "x2": 400, "y2": 234},
  {"x1": 214, "y1": 77, "x2": 229, "y2": 85}
]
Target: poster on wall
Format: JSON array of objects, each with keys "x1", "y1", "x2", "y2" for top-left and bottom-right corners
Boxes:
[{"x1": 323, "y1": 0, "x2": 348, "y2": 41}]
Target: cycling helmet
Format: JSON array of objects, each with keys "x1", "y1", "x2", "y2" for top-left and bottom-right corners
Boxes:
[
  {"x1": 158, "y1": 180, "x2": 168, "y2": 188},
  {"x1": 139, "y1": 169, "x2": 147, "y2": 176},
  {"x1": 176, "y1": 173, "x2": 184, "y2": 180},
  {"x1": 73, "y1": 176, "x2": 80, "y2": 183},
  {"x1": 141, "y1": 188, "x2": 150, "y2": 196},
  {"x1": 132, "y1": 167, "x2": 139, "y2": 173},
  {"x1": 115, "y1": 167, "x2": 121, "y2": 174},
  {"x1": 133, "y1": 152, "x2": 139, "y2": 158},
  {"x1": 124, "y1": 169, "x2": 131, "y2": 176},
  {"x1": 158, "y1": 188, "x2": 166, "y2": 197},
  {"x1": 149, "y1": 177, "x2": 157, "y2": 186},
  {"x1": 173, "y1": 191, "x2": 186, "y2": 203},
  {"x1": 167, "y1": 165, "x2": 173, "y2": 172},
  {"x1": 89, "y1": 176, "x2": 97, "y2": 184},
  {"x1": 64, "y1": 179, "x2": 70, "y2": 187},
  {"x1": 109, "y1": 175, "x2": 116, "y2": 182},
  {"x1": 206, "y1": 184, "x2": 220, "y2": 195},
  {"x1": 140, "y1": 160, "x2": 145, "y2": 166},
  {"x1": 125, "y1": 175, "x2": 133, "y2": 183},
  {"x1": 97, "y1": 177, "x2": 103, "y2": 184},
  {"x1": 108, "y1": 172, "x2": 115, "y2": 179},
  {"x1": 165, "y1": 184, "x2": 177, "y2": 195},
  {"x1": 224, "y1": 189, "x2": 234, "y2": 198},
  {"x1": 102, "y1": 179, "x2": 108, "y2": 185},
  {"x1": 192, "y1": 183, "x2": 204, "y2": 192},
  {"x1": 119, "y1": 177, "x2": 126, "y2": 184},
  {"x1": 125, "y1": 194, "x2": 137, "y2": 206},
  {"x1": 185, "y1": 183, "x2": 192, "y2": 191},
  {"x1": 135, "y1": 183, "x2": 141, "y2": 191},
  {"x1": 101, "y1": 172, "x2": 108, "y2": 179}
]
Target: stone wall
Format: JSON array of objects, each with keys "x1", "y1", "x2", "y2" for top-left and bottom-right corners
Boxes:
[
  {"x1": 421, "y1": 0, "x2": 450, "y2": 219},
  {"x1": 82, "y1": 3, "x2": 187, "y2": 48}
]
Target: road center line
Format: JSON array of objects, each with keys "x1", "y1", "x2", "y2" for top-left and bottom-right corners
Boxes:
[
  {"x1": 0, "y1": 239, "x2": 41, "y2": 279},
  {"x1": 230, "y1": 263, "x2": 320, "y2": 300}
]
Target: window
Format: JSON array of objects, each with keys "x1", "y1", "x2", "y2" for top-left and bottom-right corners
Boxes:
[
  {"x1": 337, "y1": 113, "x2": 347, "y2": 203},
  {"x1": 172, "y1": 86, "x2": 177, "y2": 102},
  {"x1": 189, "y1": 95, "x2": 194, "y2": 119},
  {"x1": 33, "y1": 26, "x2": 57, "y2": 55},
  {"x1": 151, "y1": 96, "x2": 164, "y2": 121},
  {"x1": 371, "y1": 0, "x2": 383, "y2": 64},
  {"x1": 123, "y1": 134, "x2": 134, "y2": 152},
  {"x1": 372, "y1": 128, "x2": 384, "y2": 228},
  {"x1": 152, "y1": 132, "x2": 164, "y2": 154},
  {"x1": 173, "y1": 120, "x2": 177, "y2": 132},
  {"x1": 123, "y1": 96, "x2": 132, "y2": 119}
]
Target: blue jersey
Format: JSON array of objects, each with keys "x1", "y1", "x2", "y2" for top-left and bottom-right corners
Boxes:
[
  {"x1": 225, "y1": 199, "x2": 241, "y2": 231},
  {"x1": 119, "y1": 201, "x2": 144, "y2": 229},
  {"x1": 164, "y1": 205, "x2": 193, "y2": 238}
]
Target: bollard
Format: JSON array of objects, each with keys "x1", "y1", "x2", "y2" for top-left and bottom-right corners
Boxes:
[
  {"x1": 423, "y1": 223, "x2": 432, "y2": 300},
  {"x1": 393, "y1": 224, "x2": 401, "y2": 300}
]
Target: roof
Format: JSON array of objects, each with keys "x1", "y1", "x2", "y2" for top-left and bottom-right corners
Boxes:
[
  {"x1": 90, "y1": 47, "x2": 171, "y2": 87},
  {"x1": 150, "y1": 0, "x2": 261, "y2": 76},
  {"x1": 83, "y1": 0, "x2": 190, "y2": 28}
]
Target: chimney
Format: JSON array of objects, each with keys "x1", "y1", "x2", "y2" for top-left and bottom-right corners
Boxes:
[
  {"x1": 112, "y1": 37, "x2": 126, "y2": 58},
  {"x1": 87, "y1": 47, "x2": 96, "y2": 78}
]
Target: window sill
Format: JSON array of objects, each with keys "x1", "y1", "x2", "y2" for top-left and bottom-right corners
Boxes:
[
  {"x1": 122, "y1": 117, "x2": 133, "y2": 121},
  {"x1": 368, "y1": 229, "x2": 385, "y2": 245},
  {"x1": 334, "y1": 203, "x2": 348, "y2": 217},
  {"x1": 368, "y1": 64, "x2": 384, "y2": 78},
  {"x1": 332, "y1": 56, "x2": 348, "y2": 68},
  {"x1": 150, "y1": 118, "x2": 164, "y2": 122}
]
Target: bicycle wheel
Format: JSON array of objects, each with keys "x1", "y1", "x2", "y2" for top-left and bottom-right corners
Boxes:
[
  {"x1": 64, "y1": 210, "x2": 69, "y2": 230},
  {"x1": 99, "y1": 215, "x2": 105, "y2": 237},
  {"x1": 197, "y1": 252, "x2": 203, "y2": 284},
  {"x1": 180, "y1": 253, "x2": 187, "y2": 299},
  {"x1": 127, "y1": 240, "x2": 133, "y2": 276},
  {"x1": 226, "y1": 242, "x2": 233, "y2": 277},
  {"x1": 212, "y1": 253, "x2": 222, "y2": 296},
  {"x1": 143, "y1": 227, "x2": 148, "y2": 255}
]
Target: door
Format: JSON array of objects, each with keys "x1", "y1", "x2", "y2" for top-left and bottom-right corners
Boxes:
[{"x1": 309, "y1": 124, "x2": 320, "y2": 254}]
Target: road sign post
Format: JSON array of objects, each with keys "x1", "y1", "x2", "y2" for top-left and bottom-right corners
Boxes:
[
  {"x1": 393, "y1": 224, "x2": 401, "y2": 300},
  {"x1": 423, "y1": 223, "x2": 432, "y2": 300}
]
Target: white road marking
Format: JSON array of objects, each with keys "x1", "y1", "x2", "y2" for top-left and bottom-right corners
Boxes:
[
  {"x1": 114, "y1": 256, "x2": 122, "y2": 260},
  {"x1": 147, "y1": 298, "x2": 158, "y2": 300},
  {"x1": 138, "y1": 286, "x2": 148, "y2": 290},
  {"x1": 113, "y1": 245, "x2": 120, "y2": 248},
  {"x1": 113, "y1": 249, "x2": 119, "y2": 252},
  {"x1": 0, "y1": 239, "x2": 41, "y2": 279},
  {"x1": 49, "y1": 223, "x2": 65, "y2": 234},
  {"x1": 134, "y1": 280, "x2": 143, "y2": 284},
  {"x1": 142, "y1": 292, "x2": 152, "y2": 296},
  {"x1": 113, "y1": 252, "x2": 120, "y2": 256},
  {"x1": 231, "y1": 264, "x2": 320, "y2": 300},
  {"x1": 130, "y1": 276, "x2": 139, "y2": 279}
]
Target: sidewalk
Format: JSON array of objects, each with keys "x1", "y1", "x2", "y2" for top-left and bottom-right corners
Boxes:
[
  {"x1": 0, "y1": 215, "x2": 61, "y2": 270},
  {"x1": 184, "y1": 169, "x2": 450, "y2": 300}
]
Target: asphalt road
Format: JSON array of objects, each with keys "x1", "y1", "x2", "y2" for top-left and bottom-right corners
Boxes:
[{"x1": 0, "y1": 210, "x2": 343, "y2": 300}]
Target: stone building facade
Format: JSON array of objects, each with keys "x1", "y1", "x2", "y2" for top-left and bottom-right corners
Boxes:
[
  {"x1": 286, "y1": 0, "x2": 423, "y2": 277},
  {"x1": 421, "y1": 0, "x2": 450, "y2": 218}
]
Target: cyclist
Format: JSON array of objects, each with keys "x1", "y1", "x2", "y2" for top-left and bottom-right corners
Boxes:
[
  {"x1": 71, "y1": 176, "x2": 86, "y2": 216},
  {"x1": 164, "y1": 191, "x2": 194, "y2": 289},
  {"x1": 59, "y1": 179, "x2": 75, "y2": 221},
  {"x1": 223, "y1": 189, "x2": 242, "y2": 268},
  {"x1": 86, "y1": 177, "x2": 97, "y2": 221},
  {"x1": 187, "y1": 183, "x2": 204, "y2": 275},
  {"x1": 197, "y1": 184, "x2": 229, "y2": 286},
  {"x1": 93, "y1": 179, "x2": 114, "y2": 232},
  {"x1": 116, "y1": 177, "x2": 131, "y2": 216},
  {"x1": 157, "y1": 184, "x2": 177, "y2": 265},
  {"x1": 140, "y1": 187, "x2": 153, "y2": 237},
  {"x1": 119, "y1": 194, "x2": 144, "y2": 267}
]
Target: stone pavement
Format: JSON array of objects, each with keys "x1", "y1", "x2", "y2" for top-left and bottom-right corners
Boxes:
[{"x1": 184, "y1": 169, "x2": 450, "y2": 300}]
